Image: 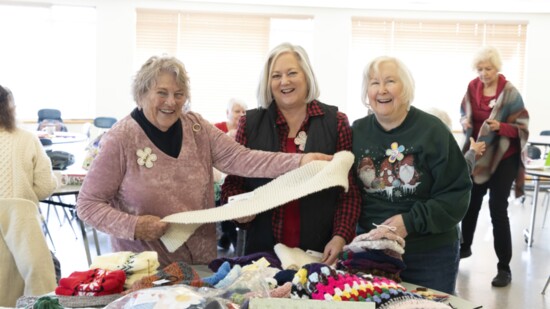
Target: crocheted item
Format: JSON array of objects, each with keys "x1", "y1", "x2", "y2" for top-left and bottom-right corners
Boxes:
[
  {"x1": 160, "y1": 151, "x2": 354, "y2": 252},
  {"x1": 290, "y1": 263, "x2": 450, "y2": 308},
  {"x1": 274, "y1": 243, "x2": 322, "y2": 270},
  {"x1": 55, "y1": 269, "x2": 126, "y2": 296},
  {"x1": 123, "y1": 261, "x2": 206, "y2": 294}
]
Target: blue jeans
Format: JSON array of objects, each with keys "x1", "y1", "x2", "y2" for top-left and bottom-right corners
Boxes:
[{"x1": 400, "y1": 240, "x2": 460, "y2": 295}]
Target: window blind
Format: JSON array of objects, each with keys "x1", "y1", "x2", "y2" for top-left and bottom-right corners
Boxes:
[
  {"x1": 136, "y1": 9, "x2": 271, "y2": 122},
  {"x1": 349, "y1": 18, "x2": 527, "y2": 128}
]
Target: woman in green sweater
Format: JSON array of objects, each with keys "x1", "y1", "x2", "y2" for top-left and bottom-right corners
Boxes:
[{"x1": 352, "y1": 56, "x2": 472, "y2": 294}]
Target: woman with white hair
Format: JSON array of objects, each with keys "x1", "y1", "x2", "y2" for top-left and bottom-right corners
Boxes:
[
  {"x1": 352, "y1": 56, "x2": 472, "y2": 294},
  {"x1": 459, "y1": 46, "x2": 529, "y2": 287},
  {"x1": 214, "y1": 97, "x2": 247, "y2": 138}
]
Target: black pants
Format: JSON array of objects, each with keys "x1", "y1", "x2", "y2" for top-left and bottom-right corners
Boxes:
[{"x1": 461, "y1": 155, "x2": 519, "y2": 272}]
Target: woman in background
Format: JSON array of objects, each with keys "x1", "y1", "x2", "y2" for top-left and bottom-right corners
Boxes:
[
  {"x1": 459, "y1": 46, "x2": 529, "y2": 287},
  {"x1": 0, "y1": 85, "x2": 58, "y2": 306},
  {"x1": 214, "y1": 97, "x2": 247, "y2": 138},
  {"x1": 352, "y1": 56, "x2": 472, "y2": 294}
]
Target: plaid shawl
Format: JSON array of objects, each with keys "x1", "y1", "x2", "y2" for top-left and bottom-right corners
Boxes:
[{"x1": 460, "y1": 75, "x2": 529, "y2": 197}]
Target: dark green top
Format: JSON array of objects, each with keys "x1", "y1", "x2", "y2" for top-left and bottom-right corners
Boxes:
[{"x1": 352, "y1": 106, "x2": 472, "y2": 253}]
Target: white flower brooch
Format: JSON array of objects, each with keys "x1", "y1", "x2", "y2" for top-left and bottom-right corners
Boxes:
[
  {"x1": 136, "y1": 147, "x2": 157, "y2": 168},
  {"x1": 294, "y1": 131, "x2": 307, "y2": 151}
]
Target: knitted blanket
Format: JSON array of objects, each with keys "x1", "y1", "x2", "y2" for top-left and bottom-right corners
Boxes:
[{"x1": 160, "y1": 151, "x2": 354, "y2": 252}]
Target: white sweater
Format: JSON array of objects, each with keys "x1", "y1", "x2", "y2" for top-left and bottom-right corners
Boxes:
[{"x1": 0, "y1": 128, "x2": 58, "y2": 202}]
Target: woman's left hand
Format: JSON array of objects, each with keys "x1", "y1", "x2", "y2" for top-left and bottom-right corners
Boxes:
[
  {"x1": 321, "y1": 235, "x2": 346, "y2": 265},
  {"x1": 380, "y1": 215, "x2": 408, "y2": 239}
]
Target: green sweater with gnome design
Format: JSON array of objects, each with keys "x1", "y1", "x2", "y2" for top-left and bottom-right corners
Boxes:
[{"x1": 352, "y1": 106, "x2": 472, "y2": 253}]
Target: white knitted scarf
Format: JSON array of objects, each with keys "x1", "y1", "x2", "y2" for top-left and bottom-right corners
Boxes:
[{"x1": 160, "y1": 151, "x2": 355, "y2": 252}]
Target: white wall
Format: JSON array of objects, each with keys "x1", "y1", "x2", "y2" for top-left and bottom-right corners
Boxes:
[{"x1": 9, "y1": 0, "x2": 550, "y2": 135}]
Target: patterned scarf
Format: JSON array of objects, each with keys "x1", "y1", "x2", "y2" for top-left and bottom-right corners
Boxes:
[{"x1": 460, "y1": 75, "x2": 529, "y2": 196}]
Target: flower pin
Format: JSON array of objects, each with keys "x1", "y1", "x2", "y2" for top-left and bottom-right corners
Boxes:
[
  {"x1": 489, "y1": 99, "x2": 496, "y2": 109},
  {"x1": 385, "y1": 142, "x2": 405, "y2": 163},
  {"x1": 136, "y1": 147, "x2": 157, "y2": 168},
  {"x1": 294, "y1": 131, "x2": 307, "y2": 151}
]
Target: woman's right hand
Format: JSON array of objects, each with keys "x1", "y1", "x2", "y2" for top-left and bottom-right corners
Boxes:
[
  {"x1": 300, "y1": 152, "x2": 333, "y2": 166},
  {"x1": 135, "y1": 215, "x2": 169, "y2": 241}
]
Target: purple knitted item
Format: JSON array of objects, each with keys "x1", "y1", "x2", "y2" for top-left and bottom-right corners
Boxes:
[{"x1": 208, "y1": 251, "x2": 281, "y2": 271}]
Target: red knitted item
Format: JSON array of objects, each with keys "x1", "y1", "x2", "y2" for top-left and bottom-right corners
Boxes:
[{"x1": 55, "y1": 269, "x2": 126, "y2": 296}]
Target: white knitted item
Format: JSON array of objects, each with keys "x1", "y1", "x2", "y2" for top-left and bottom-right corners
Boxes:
[
  {"x1": 274, "y1": 243, "x2": 322, "y2": 270},
  {"x1": 345, "y1": 239, "x2": 405, "y2": 255},
  {"x1": 160, "y1": 151, "x2": 354, "y2": 252}
]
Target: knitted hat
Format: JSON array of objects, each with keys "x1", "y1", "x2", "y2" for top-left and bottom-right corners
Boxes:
[{"x1": 161, "y1": 151, "x2": 354, "y2": 252}]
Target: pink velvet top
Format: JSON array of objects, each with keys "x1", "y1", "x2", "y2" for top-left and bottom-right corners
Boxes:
[{"x1": 77, "y1": 111, "x2": 301, "y2": 267}]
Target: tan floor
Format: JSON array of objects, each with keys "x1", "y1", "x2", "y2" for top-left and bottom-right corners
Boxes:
[
  {"x1": 43, "y1": 192, "x2": 550, "y2": 309},
  {"x1": 456, "y1": 194, "x2": 550, "y2": 309}
]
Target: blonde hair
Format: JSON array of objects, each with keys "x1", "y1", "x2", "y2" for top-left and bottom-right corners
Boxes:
[{"x1": 257, "y1": 42, "x2": 320, "y2": 108}]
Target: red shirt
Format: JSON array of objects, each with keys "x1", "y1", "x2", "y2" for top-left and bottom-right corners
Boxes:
[
  {"x1": 281, "y1": 138, "x2": 300, "y2": 248},
  {"x1": 214, "y1": 122, "x2": 228, "y2": 133}
]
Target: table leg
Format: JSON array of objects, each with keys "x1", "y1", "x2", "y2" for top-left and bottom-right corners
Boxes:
[
  {"x1": 523, "y1": 175, "x2": 539, "y2": 247},
  {"x1": 77, "y1": 217, "x2": 92, "y2": 266}
]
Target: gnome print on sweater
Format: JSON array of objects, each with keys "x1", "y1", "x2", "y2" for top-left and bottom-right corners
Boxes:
[{"x1": 357, "y1": 142, "x2": 420, "y2": 201}]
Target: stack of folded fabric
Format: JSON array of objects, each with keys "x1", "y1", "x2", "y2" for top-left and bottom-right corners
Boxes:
[
  {"x1": 90, "y1": 251, "x2": 160, "y2": 289},
  {"x1": 338, "y1": 234, "x2": 406, "y2": 282},
  {"x1": 291, "y1": 263, "x2": 451, "y2": 308},
  {"x1": 55, "y1": 269, "x2": 126, "y2": 296}
]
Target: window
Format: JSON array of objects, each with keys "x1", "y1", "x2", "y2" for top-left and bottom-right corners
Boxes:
[
  {"x1": 136, "y1": 9, "x2": 313, "y2": 123},
  {"x1": 0, "y1": 4, "x2": 96, "y2": 120},
  {"x1": 348, "y1": 18, "x2": 528, "y2": 129}
]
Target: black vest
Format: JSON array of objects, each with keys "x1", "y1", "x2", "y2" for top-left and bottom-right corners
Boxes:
[{"x1": 243, "y1": 101, "x2": 341, "y2": 254}]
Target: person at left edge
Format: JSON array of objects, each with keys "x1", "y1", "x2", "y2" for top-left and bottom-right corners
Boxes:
[{"x1": 76, "y1": 55, "x2": 331, "y2": 268}]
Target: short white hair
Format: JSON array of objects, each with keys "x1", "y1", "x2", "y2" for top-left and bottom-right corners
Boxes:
[{"x1": 227, "y1": 97, "x2": 247, "y2": 112}]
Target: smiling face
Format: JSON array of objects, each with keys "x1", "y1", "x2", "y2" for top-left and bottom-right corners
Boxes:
[
  {"x1": 270, "y1": 52, "x2": 308, "y2": 110},
  {"x1": 476, "y1": 60, "x2": 499, "y2": 88},
  {"x1": 140, "y1": 71, "x2": 186, "y2": 132},
  {"x1": 367, "y1": 61, "x2": 409, "y2": 130}
]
